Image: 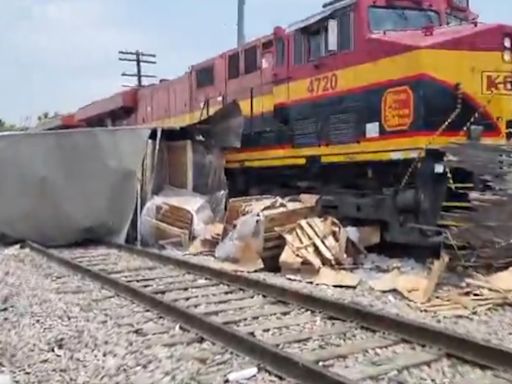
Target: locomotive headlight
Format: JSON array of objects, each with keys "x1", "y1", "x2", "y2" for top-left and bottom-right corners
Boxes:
[
  {"x1": 503, "y1": 49, "x2": 512, "y2": 63},
  {"x1": 505, "y1": 36, "x2": 512, "y2": 49}
]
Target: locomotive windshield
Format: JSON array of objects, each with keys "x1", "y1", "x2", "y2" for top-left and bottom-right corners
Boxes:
[
  {"x1": 369, "y1": 6, "x2": 441, "y2": 32},
  {"x1": 446, "y1": 13, "x2": 467, "y2": 26}
]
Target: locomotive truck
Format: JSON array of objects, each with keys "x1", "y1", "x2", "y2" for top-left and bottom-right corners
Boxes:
[{"x1": 45, "y1": 0, "x2": 512, "y2": 251}]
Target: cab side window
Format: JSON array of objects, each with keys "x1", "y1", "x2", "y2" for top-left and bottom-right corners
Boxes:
[
  {"x1": 196, "y1": 65, "x2": 214, "y2": 88},
  {"x1": 338, "y1": 9, "x2": 354, "y2": 52},
  {"x1": 276, "y1": 37, "x2": 286, "y2": 67}
]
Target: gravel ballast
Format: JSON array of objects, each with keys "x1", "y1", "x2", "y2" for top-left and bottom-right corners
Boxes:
[
  {"x1": 169, "y1": 251, "x2": 512, "y2": 349},
  {"x1": 0, "y1": 246, "x2": 291, "y2": 384}
]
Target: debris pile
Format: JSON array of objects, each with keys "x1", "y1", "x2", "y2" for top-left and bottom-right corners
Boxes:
[
  {"x1": 419, "y1": 267, "x2": 512, "y2": 316},
  {"x1": 443, "y1": 142, "x2": 512, "y2": 269},
  {"x1": 141, "y1": 184, "x2": 512, "y2": 316},
  {"x1": 277, "y1": 217, "x2": 364, "y2": 287},
  {"x1": 140, "y1": 186, "x2": 216, "y2": 249},
  {"x1": 213, "y1": 195, "x2": 318, "y2": 272}
]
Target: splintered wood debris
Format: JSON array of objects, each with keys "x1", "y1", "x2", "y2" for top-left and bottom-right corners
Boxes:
[
  {"x1": 150, "y1": 183, "x2": 512, "y2": 316},
  {"x1": 418, "y1": 270, "x2": 512, "y2": 316},
  {"x1": 366, "y1": 254, "x2": 512, "y2": 315},
  {"x1": 277, "y1": 216, "x2": 366, "y2": 287}
]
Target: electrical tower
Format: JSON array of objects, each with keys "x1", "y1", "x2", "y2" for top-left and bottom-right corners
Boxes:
[{"x1": 118, "y1": 50, "x2": 157, "y2": 87}]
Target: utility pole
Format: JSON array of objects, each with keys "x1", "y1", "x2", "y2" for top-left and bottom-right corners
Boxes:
[
  {"x1": 237, "y1": 0, "x2": 246, "y2": 47},
  {"x1": 118, "y1": 50, "x2": 157, "y2": 87}
]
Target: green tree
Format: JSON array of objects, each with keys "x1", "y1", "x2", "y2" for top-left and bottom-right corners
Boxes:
[
  {"x1": 37, "y1": 112, "x2": 50, "y2": 122},
  {"x1": 0, "y1": 118, "x2": 21, "y2": 132}
]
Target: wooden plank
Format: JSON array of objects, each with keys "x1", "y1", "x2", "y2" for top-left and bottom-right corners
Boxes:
[
  {"x1": 104, "y1": 266, "x2": 160, "y2": 275},
  {"x1": 310, "y1": 217, "x2": 340, "y2": 257},
  {"x1": 264, "y1": 238, "x2": 285, "y2": 249},
  {"x1": 136, "y1": 275, "x2": 198, "y2": 288},
  {"x1": 337, "y1": 350, "x2": 442, "y2": 380},
  {"x1": 304, "y1": 337, "x2": 400, "y2": 362},
  {"x1": 282, "y1": 227, "x2": 323, "y2": 270},
  {"x1": 158, "y1": 214, "x2": 192, "y2": 225},
  {"x1": 263, "y1": 323, "x2": 351, "y2": 346},
  {"x1": 299, "y1": 220, "x2": 335, "y2": 266},
  {"x1": 123, "y1": 272, "x2": 183, "y2": 283},
  {"x1": 164, "y1": 287, "x2": 238, "y2": 302},
  {"x1": 236, "y1": 316, "x2": 315, "y2": 334},
  {"x1": 165, "y1": 140, "x2": 193, "y2": 190},
  {"x1": 71, "y1": 255, "x2": 112, "y2": 263},
  {"x1": 80, "y1": 261, "x2": 118, "y2": 268},
  {"x1": 113, "y1": 269, "x2": 173, "y2": 280},
  {"x1": 157, "y1": 208, "x2": 193, "y2": 221},
  {"x1": 222, "y1": 195, "x2": 274, "y2": 239},
  {"x1": 156, "y1": 216, "x2": 192, "y2": 232},
  {"x1": 148, "y1": 280, "x2": 220, "y2": 295},
  {"x1": 150, "y1": 218, "x2": 190, "y2": 246},
  {"x1": 213, "y1": 306, "x2": 294, "y2": 324},
  {"x1": 264, "y1": 231, "x2": 282, "y2": 240},
  {"x1": 195, "y1": 298, "x2": 268, "y2": 315},
  {"x1": 181, "y1": 292, "x2": 254, "y2": 307},
  {"x1": 263, "y1": 206, "x2": 315, "y2": 231}
]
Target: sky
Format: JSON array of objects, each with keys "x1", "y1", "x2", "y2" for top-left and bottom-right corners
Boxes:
[{"x1": 0, "y1": 0, "x2": 511, "y2": 125}]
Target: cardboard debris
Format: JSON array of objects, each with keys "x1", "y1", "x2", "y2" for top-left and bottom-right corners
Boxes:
[
  {"x1": 221, "y1": 195, "x2": 276, "y2": 238},
  {"x1": 369, "y1": 254, "x2": 449, "y2": 304},
  {"x1": 298, "y1": 194, "x2": 321, "y2": 206},
  {"x1": 369, "y1": 269, "x2": 401, "y2": 292},
  {"x1": 485, "y1": 267, "x2": 512, "y2": 291},
  {"x1": 187, "y1": 223, "x2": 224, "y2": 255},
  {"x1": 355, "y1": 226, "x2": 381, "y2": 249},
  {"x1": 313, "y1": 267, "x2": 361, "y2": 287}
]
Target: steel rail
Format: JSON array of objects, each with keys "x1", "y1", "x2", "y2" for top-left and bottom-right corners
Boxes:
[
  {"x1": 114, "y1": 243, "x2": 512, "y2": 373},
  {"x1": 27, "y1": 242, "x2": 356, "y2": 384}
]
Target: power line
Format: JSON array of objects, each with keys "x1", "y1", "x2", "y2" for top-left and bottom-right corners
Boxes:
[{"x1": 118, "y1": 50, "x2": 157, "y2": 87}]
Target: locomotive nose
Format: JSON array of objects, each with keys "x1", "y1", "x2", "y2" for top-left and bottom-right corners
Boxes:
[
  {"x1": 475, "y1": 25, "x2": 512, "y2": 141},
  {"x1": 423, "y1": 23, "x2": 512, "y2": 142}
]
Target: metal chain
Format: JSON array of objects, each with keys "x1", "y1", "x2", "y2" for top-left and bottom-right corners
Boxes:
[
  {"x1": 399, "y1": 83, "x2": 464, "y2": 188},
  {"x1": 458, "y1": 92, "x2": 496, "y2": 136}
]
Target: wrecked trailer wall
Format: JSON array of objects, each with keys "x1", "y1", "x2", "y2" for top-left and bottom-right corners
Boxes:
[{"x1": 0, "y1": 127, "x2": 150, "y2": 246}]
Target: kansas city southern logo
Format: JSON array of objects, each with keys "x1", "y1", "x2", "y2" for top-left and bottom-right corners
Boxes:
[
  {"x1": 482, "y1": 71, "x2": 512, "y2": 95},
  {"x1": 381, "y1": 86, "x2": 414, "y2": 131}
]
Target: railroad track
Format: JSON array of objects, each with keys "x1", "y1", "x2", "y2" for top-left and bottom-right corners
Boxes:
[{"x1": 27, "y1": 243, "x2": 512, "y2": 384}]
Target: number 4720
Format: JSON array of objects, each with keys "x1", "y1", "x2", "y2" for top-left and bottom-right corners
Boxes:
[{"x1": 306, "y1": 73, "x2": 339, "y2": 95}]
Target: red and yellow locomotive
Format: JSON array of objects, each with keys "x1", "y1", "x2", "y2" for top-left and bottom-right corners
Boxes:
[{"x1": 52, "y1": 0, "x2": 512, "y2": 250}]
